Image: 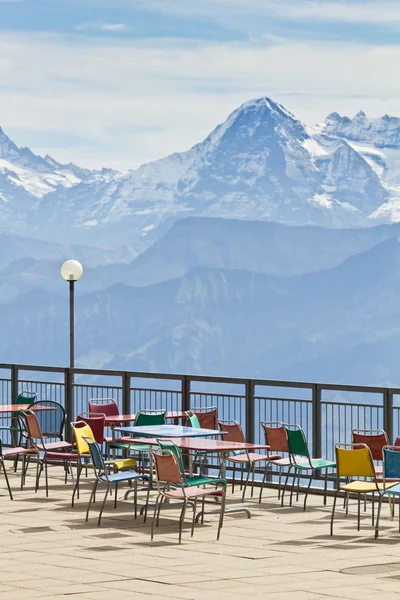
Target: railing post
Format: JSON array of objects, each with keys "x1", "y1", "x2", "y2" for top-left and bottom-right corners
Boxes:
[
  {"x1": 122, "y1": 372, "x2": 131, "y2": 414},
  {"x1": 64, "y1": 368, "x2": 74, "y2": 443},
  {"x1": 10, "y1": 364, "x2": 18, "y2": 403},
  {"x1": 245, "y1": 380, "x2": 255, "y2": 443},
  {"x1": 182, "y1": 376, "x2": 190, "y2": 413},
  {"x1": 384, "y1": 388, "x2": 393, "y2": 444},
  {"x1": 312, "y1": 384, "x2": 322, "y2": 459}
]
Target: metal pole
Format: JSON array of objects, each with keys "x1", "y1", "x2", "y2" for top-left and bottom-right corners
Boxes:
[{"x1": 69, "y1": 280, "x2": 75, "y2": 369}]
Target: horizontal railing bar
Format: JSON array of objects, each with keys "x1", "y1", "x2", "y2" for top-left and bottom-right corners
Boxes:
[
  {"x1": 322, "y1": 401, "x2": 382, "y2": 408},
  {"x1": 5, "y1": 363, "x2": 400, "y2": 394},
  {"x1": 190, "y1": 392, "x2": 245, "y2": 400},
  {"x1": 19, "y1": 380, "x2": 65, "y2": 386},
  {"x1": 255, "y1": 396, "x2": 312, "y2": 403},
  {"x1": 74, "y1": 384, "x2": 123, "y2": 391},
  {"x1": 132, "y1": 388, "x2": 182, "y2": 395}
]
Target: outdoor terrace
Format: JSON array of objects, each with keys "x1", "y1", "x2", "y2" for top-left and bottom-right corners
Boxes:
[
  {"x1": 1, "y1": 363, "x2": 400, "y2": 599},
  {"x1": 1, "y1": 466, "x2": 400, "y2": 600}
]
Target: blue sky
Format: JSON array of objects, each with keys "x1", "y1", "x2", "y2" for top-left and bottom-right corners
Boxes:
[{"x1": 1, "y1": 0, "x2": 400, "y2": 169}]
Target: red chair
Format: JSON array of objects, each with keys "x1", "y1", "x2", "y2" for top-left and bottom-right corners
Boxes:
[
  {"x1": 77, "y1": 413, "x2": 106, "y2": 444},
  {"x1": 217, "y1": 419, "x2": 270, "y2": 501},
  {"x1": 21, "y1": 409, "x2": 77, "y2": 496},
  {"x1": 87, "y1": 399, "x2": 129, "y2": 453},
  {"x1": 187, "y1": 406, "x2": 218, "y2": 430},
  {"x1": 352, "y1": 429, "x2": 388, "y2": 475},
  {"x1": 151, "y1": 448, "x2": 225, "y2": 543},
  {"x1": 259, "y1": 422, "x2": 291, "y2": 503}
]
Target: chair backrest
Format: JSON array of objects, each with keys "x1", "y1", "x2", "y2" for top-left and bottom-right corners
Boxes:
[
  {"x1": 21, "y1": 409, "x2": 44, "y2": 447},
  {"x1": 261, "y1": 422, "x2": 288, "y2": 453},
  {"x1": 157, "y1": 439, "x2": 185, "y2": 474},
  {"x1": 152, "y1": 448, "x2": 183, "y2": 486},
  {"x1": 88, "y1": 398, "x2": 119, "y2": 418},
  {"x1": 217, "y1": 420, "x2": 245, "y2": 443},
  {"x1": 28, "y1": 400, "x2": 65, "y2": 439},
  {"x1": 135, "y1": 409, "x2": 166, "y2": 427},
  {"x1": 185, "y1": 410, "x2": 201, "y2": 429},
  {"x1": 383, "y1": 446, "x2": 400, "y2": 479},
  {"x1": 394, "y1": 437, "x2": 400, "y2": 447},
  {"x1": 16, "y1": 391, "x2": 37, "y2": 405},
  {"x1": 77, "y1": 413, "x2": 105, "y2": 444},
  {"x1": 188, "y1": 406, "x2": 217, "y2": 430},
  {"x1": 284, "y1": 425, "x2": 309, "y2": 459},
  {"x1": 352, "y1": 429, "x2": 388, "y2": 461},
  {"x1": 83, "y1": 436, "x2": 106, "y2": 473},
  {"x1": 71, "y1": 421, "x2": 94, "y2": 456},
  {"x1": 335, "y1": 443, "x2": 376, "y2": 479},
  {"x1": 13, "y1": 390, "x2": 37, "y2": 417}
]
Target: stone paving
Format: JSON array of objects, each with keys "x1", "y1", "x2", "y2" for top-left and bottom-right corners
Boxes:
[{"x1": 1, "y1": 464, "x2": 400, "y2": 599}]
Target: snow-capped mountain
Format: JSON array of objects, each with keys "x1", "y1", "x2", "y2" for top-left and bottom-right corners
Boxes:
[{"x1": 2, "y1": 98, "x2": 400, "y2": 245}]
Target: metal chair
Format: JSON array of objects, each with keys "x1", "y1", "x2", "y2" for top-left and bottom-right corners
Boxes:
[
  {"x1": 375, "y1": 445, "x2": 400, "y2": 538},
  {"x1": 259, "y1": 421, "x2": 291, "y2": 503},
  {"x1": 71, "y1": 421, "x2": 137, "y2": 507},
  {"x1": 28, "y1": 400, "x2": 66, "y2": 441},
  {"x1": 84, "y1": 436, "x2": 150, "y2": 526},
  {"x1": 217, "y1": 419, "x2": 270, "y2": 501},
  {"x1": 151, "y1": 448, "x2": 226, "y2": 543},
  {"x1": 282, "y1": 424, "x2": 335, "y2": 510},
  {"x1": 330, "y1": 443, "x2": 393, "y2": 535},
  {"x1": 21, "y1": 409, "x2": 74, "y2": 496}
]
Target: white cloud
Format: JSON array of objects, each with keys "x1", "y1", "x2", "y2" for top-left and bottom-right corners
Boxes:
[
  {"x1": 75, "y1": 21, "x2": 127, "y2": 32},
  {"x1": 118, "y1": 0, "x2": 400, "y2": 25},
  {"x1": 0, "y1": 32, "x2": 400, "y2": 169}
]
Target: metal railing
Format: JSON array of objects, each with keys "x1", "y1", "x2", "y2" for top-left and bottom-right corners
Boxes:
[{"x1": 0, "y1": 363, "x2": 398, "y2": 479}]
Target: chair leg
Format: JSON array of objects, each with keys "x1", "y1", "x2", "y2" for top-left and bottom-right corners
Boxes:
[
  {"x1": 217, "y1": 488, "x2": 226, "y2": 541},
  {"x1": 296, "y1": 471, "x2": 300, "y2": 502},
  {"x1": 232, "y1": 463, "x2": 236, "y2": 494},
  {"x1": 133, "y1": 479, "x2": 138, "y2": 520},
  {"x1": 2, "y1": 461, "x2": 13, "y2": 500},
  {"x1": 375, "y1": 493, "x2": 383, "y2": 539},
  {"x1": 178, "y1": 499, "x2": 187, "y2": 544},
  {"x1": 259, "y1": 464, "x2": 268, "y2": 504},
  {"x1": 330, "y1": 490, "x2": 339, "y2": 535},
  {"x1": 86, "y1": 480, "x2": 97, "y2": 522},
  {"x1": 250, "y1": 462, "x2": 256, "y2": 498},
  {"x1": 98, "y1": 484, "x2": 110, "y2": 527},
  {"x1": 357, "y1": 495, "x2": 361, "y2": 531},
  {"x1": 290, "y1": 470, "x2": 298, "y2": 507},
  {"x1": 372, "y1": 492, "x2": 375, "y2": 526},
  {"x1": 151, "y1": 495, "x2": 160, "y2": 541},
  {"x1": 240, "y1": 463, "x2": 244, "y2": 491},
  {"x1": 303, "y1": 471, "x2": 314, "y2": 511},
  {"x1": 72, "y1": 464, "x2": 82, "y2": 507},
  {"x1": 44, "y1": 460, "x2": 49, "y2": 497},
  {"x1": 143, "y1": 482, "x2": 151, "y2": 523},
  {"x1": 114, "y1": 482, "x2": 118, "y2": 509},
  {"x1": 324, "y1": 471, "x2": 328, "y2": 506},
  {"x1": 35, "y1": 458, "x2": 42, "y2": 493},
  {"x1": 278, "y1": 467, "x2": 282, "y2": 500},
  {"x1": 242, "y1": 463, "x2": 252, "y2": 502},
  {"x1": 281, "y1": 466, "x2": 292, "y2": 507},
  {"x1": 191, "y1": 498, "x2": 197, "y2": 537}
]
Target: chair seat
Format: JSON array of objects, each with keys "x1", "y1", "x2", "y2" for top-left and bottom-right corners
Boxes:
[
  {"x1": 46, "y1": 452, "x2": 79, "y2": 461},
  {"x1": 186, "y1": 475, "x2": 226, "y2": 487},
  {"x1": 36, "y1": 441, "x2": 72, "y2": 451},
  {"x1": 295, "y1": 458, "x2": 336, "y2": 469},
  {"x1": 2, "y1": 447, "x2": 36, "y2": 457},
  {"x1": 106, "y1": 458, "x2": 136, "y2": 470},
  {"x1": 382, "y1": 483, "x2": 400, "y2": 495},
  {"x1": 99, "y1": 470, "x2": 150, "y2": 484},
  {"x1": 341, "y1": 480, "x2": 398, "y2": 493},
  {"x1": 269, "y1": 456, "x2": 292, "y2": 466},
  {"x1": 228, "y1": 453, "x2": 270, "y2": 464},
  {"x1": 165, "y1": 487, "x2": 223, "y2": 500}
]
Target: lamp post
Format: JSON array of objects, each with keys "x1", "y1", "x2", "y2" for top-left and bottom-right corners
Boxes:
[{"x1": 61, "y1": 260, "x2": 83, "y2": 368}]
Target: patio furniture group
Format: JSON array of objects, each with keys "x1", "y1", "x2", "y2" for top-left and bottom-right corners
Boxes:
[{"x1": 0, "y1": 394, "x2": 399, "y2": 543}]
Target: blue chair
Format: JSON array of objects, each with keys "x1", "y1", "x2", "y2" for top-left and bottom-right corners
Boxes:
[
  {"x1": 83, "y1": 437, "x2": 150, "y2": 526},
  {"x1": 375, "y1": 446, "x2": 400, "y2": 539}
]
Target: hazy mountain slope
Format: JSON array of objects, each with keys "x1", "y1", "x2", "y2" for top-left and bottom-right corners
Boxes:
[{"x1": 2, "y1": 236, "x2": 400, "y2": 384}]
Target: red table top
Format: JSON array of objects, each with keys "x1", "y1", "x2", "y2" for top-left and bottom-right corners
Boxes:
[
  {"x1": 117, "y1": 436, "x2": 269, "y2": 453},
  {"x1": 104, "y1": 411, "x2": 186, "y2": 425},
  {"x1": 0, "y1": 404, "x2": 52, "y2": 413}
]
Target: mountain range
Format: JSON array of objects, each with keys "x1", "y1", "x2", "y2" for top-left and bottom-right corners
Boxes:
[
  {"x1": 2, "y1": 97, "x2": 400, "y2": 385},
  {"x1": 2, "y1": 97, "x2": 400, "y2": 248}
]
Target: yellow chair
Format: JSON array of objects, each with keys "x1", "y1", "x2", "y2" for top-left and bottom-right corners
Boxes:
[
  {"x1": 330, "y1": 443, "x2": 396, "y2": 535},
  {"x1": 71, "y1": 421, "x2": 136, "y2": 507}
]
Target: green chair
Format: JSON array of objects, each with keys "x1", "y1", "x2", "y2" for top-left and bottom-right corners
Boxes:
[
  {"x1": 281, "y1": 424, "x2": 336, "y2": 510},
  {"x1": 123, "y1": 410, "x2": 167, "y2": 469},
  {"x1": 9, "y1": 391, "x2": 37, "y2": 448}
]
